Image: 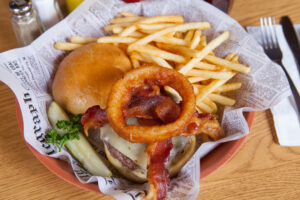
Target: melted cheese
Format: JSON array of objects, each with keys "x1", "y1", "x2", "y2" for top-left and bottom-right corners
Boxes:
[
  {"x1": 100, "y1": 118, "x2": 190, "y2": 170},
  {"x1": 101, "y1": 118, "x2": 148, "y2": 169}
]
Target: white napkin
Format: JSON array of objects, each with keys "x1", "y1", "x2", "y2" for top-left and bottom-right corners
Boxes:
[{"x1": 247, "y1": 25, "x2": 300, "y2": 146}]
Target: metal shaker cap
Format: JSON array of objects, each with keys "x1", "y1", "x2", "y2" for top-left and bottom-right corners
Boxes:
[{"x1": 9, "y1": 0, "x2": 32, "y2": 15}]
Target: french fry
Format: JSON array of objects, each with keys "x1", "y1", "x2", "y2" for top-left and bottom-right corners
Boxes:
[
  {"x1": 208, "y1": 93, "x2": 236, "y2": 106},
  {"x1": 131, "y1": 44, "x2": 186, "y2": 63},
  {"x1": 54, "y1": 42, "x2": 82, "y2": 51},
  {"x1": 130, "y1": 53, "x2": 140, "y2": 68},
  {"x1": 128, "y1": 22, "x2": 211, "y2": 52},
  {"x1": 194, "y1": 62, "x2": 218, "y2": 70},
  {"x1": 165, "y1": 32, "x2": 176, "y2": 37},
  {"x1": 157, "y1": 43, "x2": 198, "y2": 56},
  {"x1": 178, "y1": 31, "x2": 230, "y2": 74},
  {"x1": 137, "y1": 23, "x2": 175, "y2": 30},
  {"x1": 121, "y1": 15, "x2": 184, "y2": 37},
  {"x1": 97, "y1": 36, "x2": 137, "y2": 43},
  {"x1": 109, "y1": 16, "x2": 142, "y2": 24},
  {"x1": 164, "y1": 86, "x2": 182, "y2": 102},
  {"x1": 70, "y1": 36, "x2": 97, "y2": 44},
  {"x1": 132, "y1": 52, "x2": 153, "y2": 63},
  {"x1": 119, "y1": 25, "x2": 138, "y2": 37},
  {"x1": 200, "y1": 35, "x2": 207, "y2": 46},
  {"x1": 112, "y1": 26, "x2": 123, "y2": 34},
  {"x1": 214, "y1": 82, "x2": 242, "y2": 93},
  {"x1": 219, "y1": 52, "x2": 237, "y2": 72},
  {"x1": 232, "y1": 55, "x2": 239, "y2": 63},
  {"x1": 196, "y1": 101, "x2": 214, "y2": 113},
  {"x1": 188, "y1": 77, "x2": 208, "y2": 83},
  {"x1": 135, "y1": 52, "x2": 172, "y2": 68},
  {"x1": 193, "y1": 84, "x2": 205, "y2": 92},
  {"x1": 128, "y1": 31, "x2": 146, "y2": 38},
  {"x1": 120, "y1": 11, "x2": 137, "y2": 17},
  {"x1": 193, "y1": 84, "x2": 199, "y2": 94},
  {"x1": 138, "y1": 15, "x2": 184, "y2": 24},
  {"x1": 190, "y1": 30, "x2": 201, "y2": 49},
  {"x1": 196, "y1": 77, "x2": 234, "y2": 104},
  {"x1": 196, "y1": 107, "x2": 203, "y2": 114},
  {"x1": 174, "y1": 31, "x2": 184, "y2": 39},
  {"x1": 203, "y1": 97, "x2": 217, "y2": 113},
  {"x1": 149, "y1": 55, "x2": 173, "y2": 69},
  {"x1": 154, "y1": 37, "x2": 188, "y2": 46},
  {"x1": 205, "y1": 55, "x2": 250, "y2": 74},
  {"x1": 186, "y1": 69, "x2": 234, "y2": 79},
  {"x1": 184, "y1": 30, "x2": 194, "y2": 42},
  {"x1": 104, "y1": 23, "x2": 133, "y2": 32},
  {"x1": 138, "y1": 29, "x2": 158, "y2": 34},
  {"x1": 225, "y1": 52, "x2": 235, "y2": 60}
]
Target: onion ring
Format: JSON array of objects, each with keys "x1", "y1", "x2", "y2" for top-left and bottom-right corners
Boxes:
[{"x1": 106, "y1": 65, "x2": 196, "y2": 143}]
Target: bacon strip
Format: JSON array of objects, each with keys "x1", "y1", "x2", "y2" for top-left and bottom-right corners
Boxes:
[
  {"x1": 181, "y1": 112, "x2": 223, "y2": 140},
  {"x1": 195, "y1": 112, "x2": 214, "y2": 120},
  {"x1": 144, "y1": 139, "x2": 173, "y2": 200},
  {"x1": 125, "y1": 95, "x2": 181, "y2": 123},
  {"x1": 155, "y1": 97, "x2": 181, "y2": 123},
  {"x1": 125, "y1": 95, "x2": 167, "y2": 119},
  {"x1": 135, "y1": 85, "x2": 161, "y2": 97},
  {"x1": 126, "y1": 92, "x2": 222, "y2": 140},
  {"x1": 137, "y1": 118, "x2": 162, "y2": 126},
  {"x1": 81, "y1": 105, "x2": 108, "y2": 136}
]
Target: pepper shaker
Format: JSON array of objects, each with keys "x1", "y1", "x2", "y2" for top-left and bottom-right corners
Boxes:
[{"x1": 9, "y1": 0, "x2": 44, "y2": 47}]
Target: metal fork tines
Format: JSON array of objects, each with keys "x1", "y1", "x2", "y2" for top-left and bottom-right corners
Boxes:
[{"x1": 260, "y1": 16, "x2": 300, "y2": 115}]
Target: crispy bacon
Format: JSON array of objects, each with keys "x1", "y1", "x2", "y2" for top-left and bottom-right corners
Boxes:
[
  {"x1": 81, "y1": 105, "x2": 108, "y2": 136},
  {"x1": 155, "y1": 97, "x2": 181, "y2": 123},
  {"x1": 181, "y1": 112, "x2": 223, "y2": 140},
  {"x1": 135, "y1": 85, "x2": 161, "y2": 97},
  {"x1": 194, "y1": 112, "x2": 214, "y2": 120},
  {"x1": 145, "y1": 139, "x2": 173, "y2": 200},
  {"x1": 125, "y1": 95, "x2": 181, "y2": 123},
  {"x1": 126, "y1": 92, "x2": 222, "y2": 141},
  {"x1": 137, "y1": 118, "x2": 162, "y2": 126},
  {"x1": 125, "y1": 95, "x2": 167, "y2": 119}
]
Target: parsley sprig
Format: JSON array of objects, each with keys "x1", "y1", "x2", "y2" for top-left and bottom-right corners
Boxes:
[{"x1": 46, "y1": 114, "x2": 83, "y2": 152}]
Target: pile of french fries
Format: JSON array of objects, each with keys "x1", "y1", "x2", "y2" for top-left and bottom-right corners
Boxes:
[{"x1": 54, "y1": 12, "x2": 250, "y2": 114}]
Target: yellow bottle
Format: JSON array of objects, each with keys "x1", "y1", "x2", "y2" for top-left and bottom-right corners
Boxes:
[{"x1": 66, "y1": 0, "x2": 84, "y2": 12}]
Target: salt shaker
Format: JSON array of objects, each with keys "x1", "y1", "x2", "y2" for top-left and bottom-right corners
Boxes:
[
  {"x1": 32, "y1": 0, "x2": 63, "y2": 30},
  {"x1": 9, "y1": 0, "x2": 44, "y2": 47}
]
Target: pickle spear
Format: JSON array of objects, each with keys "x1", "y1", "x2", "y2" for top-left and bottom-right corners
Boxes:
[{"x1": 47, "y1": 101, "x2": 112, "y2": 177}]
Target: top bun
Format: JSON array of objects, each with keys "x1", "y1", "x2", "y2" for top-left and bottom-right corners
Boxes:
[{"x1": 52, "y1": 43, "x2": 132, "y2": 114}]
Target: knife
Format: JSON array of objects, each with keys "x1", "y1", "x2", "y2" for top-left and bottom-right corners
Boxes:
[{"x1": 280, "y1": 16, "x2": 300, "y2": 76}]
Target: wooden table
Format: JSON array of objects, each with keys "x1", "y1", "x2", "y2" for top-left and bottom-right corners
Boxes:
[{"x1": 1, "y1": 0, "x2": 300, "y2": 199}]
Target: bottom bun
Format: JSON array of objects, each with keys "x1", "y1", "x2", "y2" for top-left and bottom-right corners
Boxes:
[{"x1": 104, "y1": 135, "x2": 196, "y2": 183}]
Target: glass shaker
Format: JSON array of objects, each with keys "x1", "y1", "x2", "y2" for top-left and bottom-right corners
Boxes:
[
  {"x1": 9, "y1": 0, "x2": 44, "y2": 47},
  {"x1": 32, "y1": 0, "x2": 63, "y2": 30}
]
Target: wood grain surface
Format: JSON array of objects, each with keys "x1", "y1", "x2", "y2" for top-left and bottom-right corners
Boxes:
[{"x1": 1, "y1": 0, "x2": 300, "y2": 199}]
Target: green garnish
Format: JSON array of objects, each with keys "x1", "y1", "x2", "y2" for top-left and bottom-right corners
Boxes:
[{"x1": 46, "y1": 114, "x2": 83, "y2": 152}]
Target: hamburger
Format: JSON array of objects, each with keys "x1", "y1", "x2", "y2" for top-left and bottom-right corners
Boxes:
[{"x1": 52, "y1": 43, "x2": 196, "y2": 182}]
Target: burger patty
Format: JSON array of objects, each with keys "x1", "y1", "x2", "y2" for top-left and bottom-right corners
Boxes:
[
  {"x1": 104, "y1": 141, "x2": 139, "y2": 170},
  {"x1": 104, "y1": 136, "x2": 191, "y2": 171}
]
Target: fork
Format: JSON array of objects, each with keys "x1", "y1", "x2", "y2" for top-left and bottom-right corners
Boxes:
[{"x1": 260, "y1": 16, "x2": 300, "y2": 114}]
